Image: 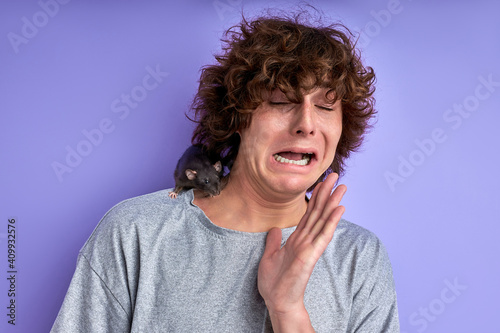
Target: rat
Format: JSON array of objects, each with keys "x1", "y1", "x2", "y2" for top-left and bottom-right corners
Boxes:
[{"x1": 168, "y1": 144, "x2": 223, "y2": 199}]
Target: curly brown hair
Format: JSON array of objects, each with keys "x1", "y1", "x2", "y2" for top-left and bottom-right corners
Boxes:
[{"x1": 190, "y1": 11, "x2": 376, "y2": 190}]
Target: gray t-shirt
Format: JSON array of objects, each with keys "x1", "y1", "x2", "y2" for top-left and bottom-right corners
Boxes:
[{"x1": 51, "y1": 189, "x2": 399, "y2": 332}]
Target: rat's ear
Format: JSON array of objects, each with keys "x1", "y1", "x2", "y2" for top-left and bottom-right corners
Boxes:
[
  {"x1": 213, "y1": 161, "x2": 222, "y2": 172},
  {"x1": 185, "y1": 169, "x2": 197, "y2": 180}
]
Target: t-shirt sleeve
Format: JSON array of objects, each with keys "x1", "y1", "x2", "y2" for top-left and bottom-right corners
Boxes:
[
  {"x1": 346, "y1": 238, "x2": 400, "y2": 332},
  {"x1": 50, "y1": 199, "x2": 140, "y2": 333},
  {"x1": 50, "y1": 253, "x2": 132, "y2": 333}
]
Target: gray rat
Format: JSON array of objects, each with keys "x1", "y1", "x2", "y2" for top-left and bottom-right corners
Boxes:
[{"x1": 168, "y1": 144, "x2": 223, "y2": 199}]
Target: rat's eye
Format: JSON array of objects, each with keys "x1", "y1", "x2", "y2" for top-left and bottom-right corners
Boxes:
[{"x1": 204, "y1": 179, "x2": 209, "y2": 184}]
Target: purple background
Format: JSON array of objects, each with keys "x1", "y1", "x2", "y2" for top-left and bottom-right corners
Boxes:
[{"x1": 1, "y1": 0, "x2": 499, "y2": 332}]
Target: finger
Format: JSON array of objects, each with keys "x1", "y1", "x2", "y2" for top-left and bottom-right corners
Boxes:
[
  {"x1": 299, "y1": 173, "x2": 337, "y2": 234},
  {"x1": 296, "y1": 180, "x2": 323, "y2": 231},
  {"x1": 309, "y1": 184, "x2": 346, "y2": 237},
  {"x1": 262, "y1": 227, "x2": 283, "y2": 259},
  {"x1": 301, "y1": 173, "x2": 339, "y2": 233},
  {"x1": 311, "y1": 183, "x2": 346, "y2": 231},
  {"x1": 313, "y1": 204, "x2": 345, "y2": 246}
]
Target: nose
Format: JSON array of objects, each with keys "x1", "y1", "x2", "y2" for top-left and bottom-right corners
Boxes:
[{"x1": 291, "y1": 101, "x2": 316, "y2": 136}]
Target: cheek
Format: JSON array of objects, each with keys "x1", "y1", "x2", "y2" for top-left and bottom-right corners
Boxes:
[
  {"x1": 320, "y1": 118, "x2": 342, "y2": 157},
  {"x1": 238, "y1": 125, "x2": 270, "y2": 160},
  {"x1": 242, "y1": 113, "x2": 281, "y2": 145},
  {"x1": 332, "y1": 130, "x2": 342, "y2": 154}
]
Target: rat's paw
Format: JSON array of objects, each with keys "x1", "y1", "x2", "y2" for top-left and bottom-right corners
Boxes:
[{"x1": 168, "y1": 191, "x2": 178, "y2": 199}]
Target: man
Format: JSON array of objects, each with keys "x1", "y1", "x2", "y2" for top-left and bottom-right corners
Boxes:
[{"x1": 52, "y1": 11, "x2": 399, "y2": 332}]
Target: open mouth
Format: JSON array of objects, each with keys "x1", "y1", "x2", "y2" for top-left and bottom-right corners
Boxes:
[{"x1": 273, "y1": 152, "x2": 314, "y2": 166}]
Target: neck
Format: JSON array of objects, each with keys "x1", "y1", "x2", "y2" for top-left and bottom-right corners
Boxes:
[{"x1": 193, "y1": 173, "x2": 308, "y2": 233}]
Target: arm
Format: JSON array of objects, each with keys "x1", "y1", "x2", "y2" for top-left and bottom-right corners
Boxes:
[
  {"x1": 258, "y1": 173, "x2": 347, "y2": 332},
  {"x1": 51, "y1": 203, "x2": 137, "y2": 333},
  {"x1": 347, "y1": 240, "x2": 400, "y2": 332},
  {"x1": 51, "y1": 254, "x2": 132, "y2": 333}
]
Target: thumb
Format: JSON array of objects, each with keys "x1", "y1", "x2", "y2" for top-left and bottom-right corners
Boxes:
[{"x1": 262, "y1": 227, "x2": 282, "y2": 258}]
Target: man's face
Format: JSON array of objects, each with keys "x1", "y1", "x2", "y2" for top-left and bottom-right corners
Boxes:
[{"x1": 234, "y1": 87, "x2": 342, "y2": 197}]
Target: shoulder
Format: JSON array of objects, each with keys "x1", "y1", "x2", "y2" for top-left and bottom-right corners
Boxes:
[
  {"x1": 80, "y1": 188, "x2": 195, "y2": 258},
  {"x1": 100, "y1": 188, "x2": 181, "y2": 220},
  {"x1": 328, "y1": 219, "x2": 393, "y2": 276},
  {"x1": 334, "y1": 219, "x2": 385, "y2": 252}
]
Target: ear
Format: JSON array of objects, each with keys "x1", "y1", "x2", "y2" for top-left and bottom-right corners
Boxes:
[
  {"x1": 213, "y1": 161, "x2": 222, "y2": 173},
  {"x1": 185, "y1": 169, "x2": 197, "y2": 180}
]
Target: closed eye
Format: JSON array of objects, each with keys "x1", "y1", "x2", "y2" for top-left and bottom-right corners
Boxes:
[
  {"x1": 269, "y1": 101, "x2": 336, "y2": 111},
  {"x1": 268, "y1": 101, "x2": 294, "y2": 112},
  {"x1": 316, "y1": 105, "x2": 334, "y2": 111}
]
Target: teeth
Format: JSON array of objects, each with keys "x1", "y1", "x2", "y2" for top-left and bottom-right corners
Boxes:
[{"x1": 273, "y1": 153, "x2": 311, "y2": 166}]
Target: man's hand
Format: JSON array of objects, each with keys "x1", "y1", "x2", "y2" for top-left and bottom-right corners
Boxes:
[{"x1": 257, "y1": 173, "x2": 347, "y2": 332}]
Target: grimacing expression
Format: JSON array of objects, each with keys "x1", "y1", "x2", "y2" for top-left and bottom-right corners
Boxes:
[{"x1": 235, "y1": 87, "x2": 342, "y2": 196}]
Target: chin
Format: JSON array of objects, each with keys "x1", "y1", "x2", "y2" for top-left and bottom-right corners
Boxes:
[{"x1": 271, "y1": 177, "x2": 313, "y2": 195}]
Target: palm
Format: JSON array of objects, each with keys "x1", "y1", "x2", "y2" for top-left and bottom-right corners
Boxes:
[{"x1": 258, "y1": 173, "x2": 346, "y2": 315}]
